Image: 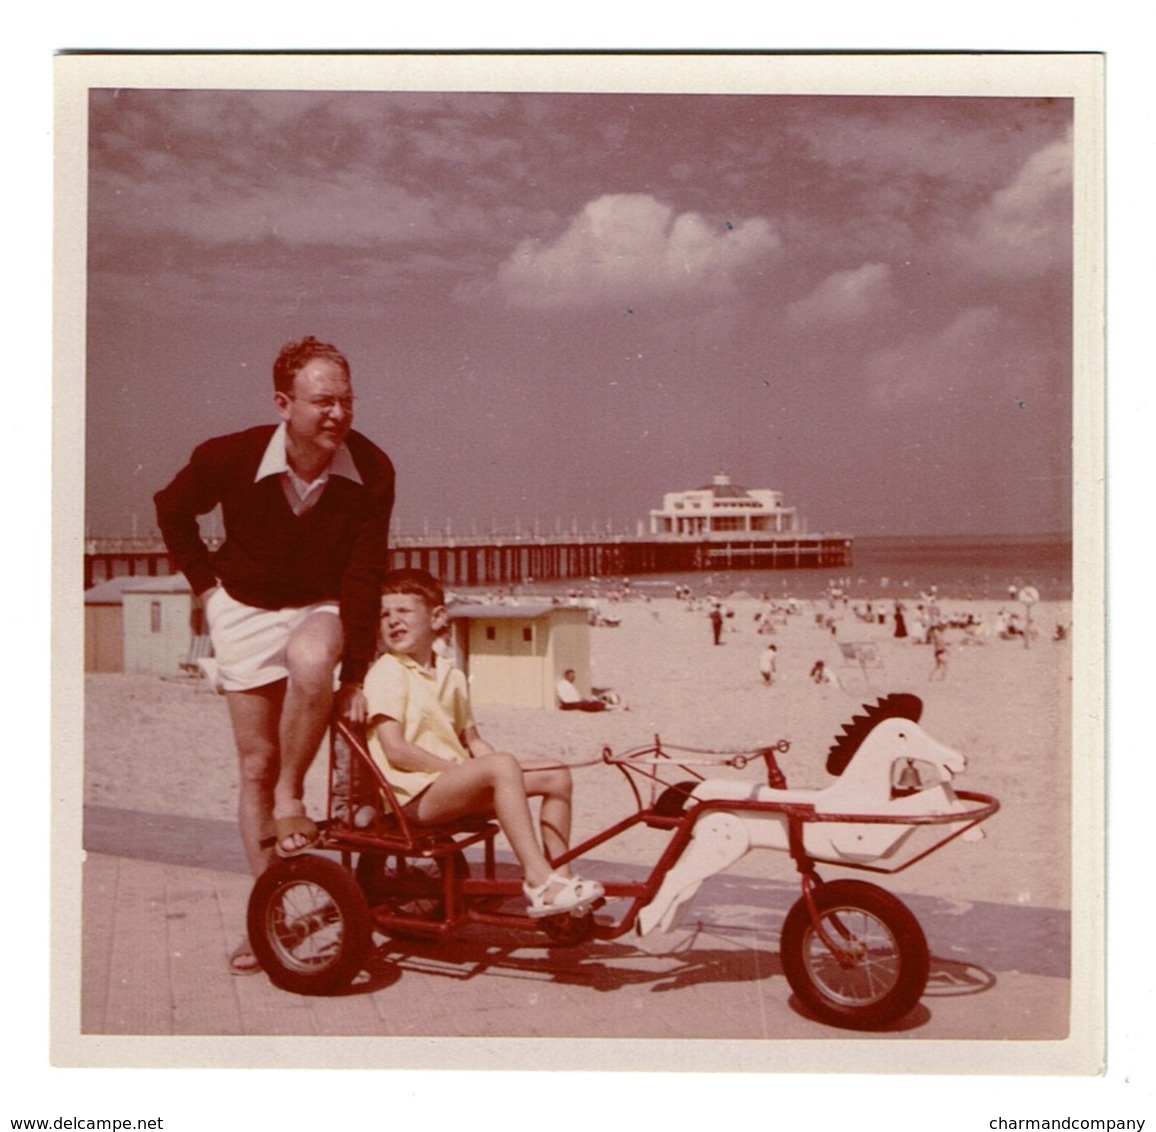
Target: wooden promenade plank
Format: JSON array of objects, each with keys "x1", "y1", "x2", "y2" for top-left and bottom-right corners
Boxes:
[
  {"x1": 80, "y1": 854, "x2": 119, "y2": 1034},
  {"x1": 162, "y1": 862, "x2": 246, "y2": 1035},
  {"x1": 97, "y1": 857, "x2": 173, "y2": 1035}
]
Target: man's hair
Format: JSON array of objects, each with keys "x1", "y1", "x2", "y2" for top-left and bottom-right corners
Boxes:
[
  {"x1": 272, "y1": 335, "x2": 351, "y2": 393},
  {"x1": 381, "y1": 568, "x2": 446, "y2": 610}
]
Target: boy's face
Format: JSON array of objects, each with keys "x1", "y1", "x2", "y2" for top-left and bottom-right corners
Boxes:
[{"x1": 379, "y1": 591, "x2": 446, "y2": 657}]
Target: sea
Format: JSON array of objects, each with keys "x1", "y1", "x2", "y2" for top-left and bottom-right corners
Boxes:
[{"x1": 512, "y1": 534, "x2": 1073, "y2": 605}]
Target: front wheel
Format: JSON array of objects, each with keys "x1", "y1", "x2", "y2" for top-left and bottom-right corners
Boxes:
[
  {"x1": 780, "y1": 879, "x2": 929, "y2": 1030},
  {"x1": 248, "y1": 854, "x2": 373, "y2": 996}
]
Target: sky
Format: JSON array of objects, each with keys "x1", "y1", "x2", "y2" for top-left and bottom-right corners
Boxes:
[{"x1": 84, "y1": 84, "x2": 1075, "y2": 540}]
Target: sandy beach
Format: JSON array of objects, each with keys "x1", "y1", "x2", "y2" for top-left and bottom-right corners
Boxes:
[
  {"x1": 75, "y1": 585, "x2": 1085, "y2": 1052},
  {"x1": 85, "y1": 591, "x2": 1073, "y2": 911}
]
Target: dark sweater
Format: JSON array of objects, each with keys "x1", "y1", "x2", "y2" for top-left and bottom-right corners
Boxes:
[{"x1": 154, "y1": 424, "x2": 395, "y2": 686}]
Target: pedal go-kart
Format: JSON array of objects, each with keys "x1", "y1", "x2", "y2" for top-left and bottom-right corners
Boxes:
[{"x1": 247, "y1": 692, "x2": 998, "y2": 1030}]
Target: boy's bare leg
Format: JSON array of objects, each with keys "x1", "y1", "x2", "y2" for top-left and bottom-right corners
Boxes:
[
  {"x1": 415, "y1": 754, "x2": 560, "y2": 889},
  {"x1": 272, "y1": 610, "x2": 343, "y2": 850},
  {"x1": 521, "y1": 761, "x2": 574, "y2": 866},
  {"x1": 224, "y1": 682, "x2": 286, "y2": 877}
]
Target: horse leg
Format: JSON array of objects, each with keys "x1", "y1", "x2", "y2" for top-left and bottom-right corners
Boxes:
[{"x1": 636, "y1": 812, "x2": 752, "y2": 936}]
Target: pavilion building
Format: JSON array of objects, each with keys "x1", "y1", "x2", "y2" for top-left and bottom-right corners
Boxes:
[{"x1": 649, "y1": 473, "x2": 799, "y2": 539}]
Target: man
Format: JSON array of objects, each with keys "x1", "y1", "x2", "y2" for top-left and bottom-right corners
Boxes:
[
  {"x1": 555, "y1": 668, "x2": 623, "y2": 712},
  {"x1": 155, "y1": 335, "x2": 394, "y2": 973},
  {"x1": 710, "y1": 603, "x2": 724, "y2": 645}
]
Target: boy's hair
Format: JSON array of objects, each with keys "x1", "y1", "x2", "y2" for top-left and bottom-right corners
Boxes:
[
  {"x1": 272, "y1": 335, "x2": 351, "y2": 393},
  {"x1": 380, "y1": 568, "x2": 446, "y2": 609}
]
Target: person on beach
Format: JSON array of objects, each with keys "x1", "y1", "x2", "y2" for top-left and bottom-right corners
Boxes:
[
  {"x1": 930, "y1": 638, "x2": 950, "y2": 680},
  {"x1": 154, "y1": 335, "x2": 395, "y2": 974},
  {"x1": 365, "y1": 569, "x2": 604, "y2": 919},
  {"x1": 893, "y1": 601, "x2": 908, "y2": 639},
  {"x1": 556, "y1": 668, "x2": 618, "y2": 712},
  {"x1": 810, "y1": 659, "x2": 839, "y2": 687},
  {"x1": 710, "y1": 604, "x2": 724, "y2": 645},
  {"x1": 758, "y1": 643, "x2": 778, "y2": 686}
]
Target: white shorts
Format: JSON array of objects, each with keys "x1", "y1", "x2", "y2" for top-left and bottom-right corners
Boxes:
[{"x1": 204, "y1": 586, "x2": 340, "y2": 693}]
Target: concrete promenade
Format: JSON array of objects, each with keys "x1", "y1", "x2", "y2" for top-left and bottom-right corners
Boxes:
[{"x1": 69, "y1": 806, "x2": 1074, "y2": 1070}]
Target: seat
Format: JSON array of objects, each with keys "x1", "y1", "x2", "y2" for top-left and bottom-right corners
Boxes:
[{"x1": 327, "y1": 720, "x2": 499, "y2": 855}]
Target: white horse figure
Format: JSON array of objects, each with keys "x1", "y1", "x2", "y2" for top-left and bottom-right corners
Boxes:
[{"x1": 636, "y1": 693, "x2": 983, "y2": 936}]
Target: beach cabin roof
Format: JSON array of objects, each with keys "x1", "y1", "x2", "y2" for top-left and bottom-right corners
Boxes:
[
  {"x1": 85, "y1": 574, "x2": 193, "y2": 604},
  {"x1": 85, "y1": 578, "x2": 135, "y2": 605},
  {"x1": 448, "y1": 603, "x2": 557, "y2": 621}
]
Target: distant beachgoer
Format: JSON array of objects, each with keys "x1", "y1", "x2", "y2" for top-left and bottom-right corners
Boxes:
[
  {"x1": 810, "y1": 659, "x2": 838, "y2": 687},
  {"x1": 930, "y1": 640, "x2": 949, "y2": 680},
  {"x1": 710, "y1": 605, "x2": 724, "y2": 645},
  {"x1": 759, "y1": 644, "x2": 778, "y2": 686},
  {"x1": 893, "y1": 602, "x2": 908, "y2": 639},
  {"x1": 556, "y1": 669, "x2": 620, "y2": 712}
]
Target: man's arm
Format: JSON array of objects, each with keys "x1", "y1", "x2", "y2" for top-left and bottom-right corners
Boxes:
[
  {"x1": 337, "y1": 449, "x2": 396, "y2": 688},
  {"x1": 153, "y1": 439, "x2": 225, "y2": 596}
]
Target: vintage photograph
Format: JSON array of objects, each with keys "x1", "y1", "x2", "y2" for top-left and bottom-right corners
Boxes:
[{"x1": 55, "y1": 53, "x2": 1103, "y2": 1072}]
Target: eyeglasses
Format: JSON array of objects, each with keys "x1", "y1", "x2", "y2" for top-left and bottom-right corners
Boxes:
[{"x1": 287, "y1": 394, "x2": 355, "y2": 414}]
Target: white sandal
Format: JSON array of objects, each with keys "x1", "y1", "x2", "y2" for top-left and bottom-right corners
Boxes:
[{"x1": 523, "y1": 872, "x2": 605, "y2": 918}]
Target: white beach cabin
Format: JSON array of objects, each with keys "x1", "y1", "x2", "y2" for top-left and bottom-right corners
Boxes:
[{"x1": 447, "y1": 603, "x2": 590, "y2": 709}]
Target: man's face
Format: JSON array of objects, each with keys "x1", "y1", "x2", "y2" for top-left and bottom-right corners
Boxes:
[{"x1": 276, "y1": 357, "x2": 354, "y2": 457}]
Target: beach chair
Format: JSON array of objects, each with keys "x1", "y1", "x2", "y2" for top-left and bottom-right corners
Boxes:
[
  {"x1": 179, "y1": 633, "x2": 214, "y2": 676},
  {"x1": 838, "y1": 641, "x2": 884, "y2": 684},
  {"x1": 172, "y1": 633, "x2": 222, "y2": 692}
]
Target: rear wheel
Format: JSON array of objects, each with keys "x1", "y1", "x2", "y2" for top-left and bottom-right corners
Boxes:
[
  {"x1": 780, "y1": 879, "x2": 929, "y2": 1030},
  {"x1": 247, "y1": 854, "x2": 373, "y2": 996}
]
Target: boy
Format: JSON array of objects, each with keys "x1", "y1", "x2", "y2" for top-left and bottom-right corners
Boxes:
[{"x1": 363, "y1": 569, "x2": 604, "y2": 918}]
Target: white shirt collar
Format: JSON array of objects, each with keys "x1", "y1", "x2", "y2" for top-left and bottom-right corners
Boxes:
[{"x1": 255, "y1": 422, "x2": 362, "y2": 487}]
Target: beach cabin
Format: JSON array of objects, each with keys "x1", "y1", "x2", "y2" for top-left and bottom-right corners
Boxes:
[
  {"x1": 120, "y1": 575, "x2": 198, "y2": 677},
  {"x1": 84, "y1": 577, "x2": 130, "y2": 673},
  {"x1": 447, "y1": 603, "x2": 590, "y2": 709}
]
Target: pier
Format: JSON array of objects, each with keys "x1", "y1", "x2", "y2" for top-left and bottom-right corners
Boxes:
[{"x1": 84, "y1": 534, "x2": 852, "y2": 591}]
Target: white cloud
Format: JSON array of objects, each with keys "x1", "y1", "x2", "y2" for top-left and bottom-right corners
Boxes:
[
  {"x1": 494, "y1": 193, "x2": 779, "y2": 309},
  {"x1": 786, "y1": 262, "x2": 892, "y2": 326},
  {"x1": 952, "y1": 130, "x2": 1074, "y2": 276}
]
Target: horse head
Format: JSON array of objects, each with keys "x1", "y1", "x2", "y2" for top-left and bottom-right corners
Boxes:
[{"x1": 825, "y1": 694, "x2": 966, "y2": 805}]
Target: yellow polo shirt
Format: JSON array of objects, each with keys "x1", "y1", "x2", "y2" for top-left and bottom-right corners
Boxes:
[{"x1": 364, "y1": 652, "x2": 475, "y2": 808}]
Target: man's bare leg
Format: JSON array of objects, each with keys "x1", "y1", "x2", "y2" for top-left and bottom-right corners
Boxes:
[
  {"x1": 272, "y1": 610, "x2": 343, "y2": 852},
  {"x1": 224, "y1": 681, "x2": 286, "y2": 877}
]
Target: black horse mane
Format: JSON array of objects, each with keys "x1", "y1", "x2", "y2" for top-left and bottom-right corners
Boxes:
[{"x1": 826, "y1": 693, "x2": 924, "y2": 777}]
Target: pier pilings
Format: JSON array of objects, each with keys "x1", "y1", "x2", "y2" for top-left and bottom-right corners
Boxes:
[{"x1": 84, "y1": 535, "x2": 852, "y2": 590}]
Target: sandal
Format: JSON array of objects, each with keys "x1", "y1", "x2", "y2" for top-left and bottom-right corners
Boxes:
[
  {"x1": 523, "y1": 872, "x2": 605, "y2": 919},
  {"x1": 273, "y1": 804, "x2": 320, "y2": 858},
  {"x1": 228, "y1": 937, "x2": 262, "y2": 976}
]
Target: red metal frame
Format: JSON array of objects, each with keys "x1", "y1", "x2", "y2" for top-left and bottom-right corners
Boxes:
[{"x1": 316, "y1": 721, "x2": 999, "y2": 947}]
